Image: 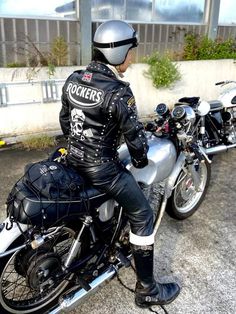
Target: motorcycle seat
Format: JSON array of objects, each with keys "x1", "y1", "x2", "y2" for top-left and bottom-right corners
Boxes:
[
  {"x1": 178, "y1": 97, "x2": 200, "y2": 106},
  {"x1": 208, "y1": 100, "x2": 223, "y2": 111},
  {"x1": 7, "y1": 180, "x2": 107, "y2": 226}
]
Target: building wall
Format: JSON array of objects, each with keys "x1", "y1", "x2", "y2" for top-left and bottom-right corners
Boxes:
[{"x1": 0, "y1": 59, "x2": 235, "y2": 139}]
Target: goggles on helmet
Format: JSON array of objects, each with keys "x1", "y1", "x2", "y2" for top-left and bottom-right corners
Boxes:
[{"x1": 93, "y1": 31, "x2": 138, "y2": 49}]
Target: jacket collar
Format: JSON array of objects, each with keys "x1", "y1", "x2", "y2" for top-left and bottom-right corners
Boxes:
[
  {"x1": 87, "y1": 61, "x2": 124, "y2": 79},
  {"x1": 106, "y1": 64, "x2": 124, "y2": 79}
]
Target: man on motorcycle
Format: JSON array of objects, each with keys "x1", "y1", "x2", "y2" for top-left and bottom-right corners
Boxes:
[{"x1": 59, "y1": 20, "x2": 180, "y2": 308}]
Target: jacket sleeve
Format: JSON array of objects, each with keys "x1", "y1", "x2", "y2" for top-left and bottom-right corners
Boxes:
[
  {"x1": 59, "y1": 84, "x2": 70, "y2": 137},
  {"x1": 112, "y1": 86, "x2": 149, "y2": 168}
]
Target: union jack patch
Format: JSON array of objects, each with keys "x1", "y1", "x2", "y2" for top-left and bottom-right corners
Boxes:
[{"x1": 82, "y1": 71, "x2": 93, "y2": 82}]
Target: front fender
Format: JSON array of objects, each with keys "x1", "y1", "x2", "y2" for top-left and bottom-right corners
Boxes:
[
  {"x1": 165, "y1": 152, "x2": 186, "y2": 198},
  {"x1": 0, "y1": 217, "x2": 28, "y2": 253}
]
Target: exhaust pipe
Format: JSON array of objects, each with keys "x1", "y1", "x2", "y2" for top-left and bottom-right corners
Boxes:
[
  {"x1": 48, "y1": 265, "x2": 117, "y2": 314},
  {"x1": 204, "y1": 143, "x2": 236, "y2": 155}
]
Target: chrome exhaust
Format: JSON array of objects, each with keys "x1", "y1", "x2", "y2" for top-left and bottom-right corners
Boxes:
[
  {"x1": 204, "y1": 143, "x2": 236, "y2": 155},
  {"x1": 48, "y1": 265, "x2": 117, "y2": 314}
]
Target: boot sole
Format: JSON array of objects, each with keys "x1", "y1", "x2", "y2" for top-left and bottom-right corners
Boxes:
[{"x1": 135, "y1": 288, "x2": 181, "y2": 308}]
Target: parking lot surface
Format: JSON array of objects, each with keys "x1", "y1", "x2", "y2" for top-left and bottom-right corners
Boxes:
[{"x1": 0, "y1": 147, "x2": 235, "y2": 314}]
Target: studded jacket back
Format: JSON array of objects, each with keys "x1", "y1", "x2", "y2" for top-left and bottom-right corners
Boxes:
[{"x1": 59, "y1": 61, "x2": 148, "y2": 167}]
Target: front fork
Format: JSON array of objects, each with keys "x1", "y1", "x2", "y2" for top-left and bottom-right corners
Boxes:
[
  {"x1": 184, "y1": 143, "x2": 210, "y2": 192},
  {"x1": 153, "y1": 152, "x2": 186, "y2": 235},
  {"x1": 184, "y1": 158, "x2": 203, "y2": 192}
]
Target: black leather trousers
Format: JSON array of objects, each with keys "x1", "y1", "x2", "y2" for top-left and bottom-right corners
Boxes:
[{"x1": 71, "y1": 159, "x2": 154, "y2": 238}]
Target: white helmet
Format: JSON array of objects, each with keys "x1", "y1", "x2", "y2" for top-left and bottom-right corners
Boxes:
[{"x1": 93, "y1": 20, "x2": 138, "y2": 65}]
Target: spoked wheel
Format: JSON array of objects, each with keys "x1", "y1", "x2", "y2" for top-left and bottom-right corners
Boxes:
[
  {"x1": 167, "y1": 158, "x2": 211, "y2": 220},
  {"x1": 0, "y1": 226, "x2": 76, "y2": 314}
]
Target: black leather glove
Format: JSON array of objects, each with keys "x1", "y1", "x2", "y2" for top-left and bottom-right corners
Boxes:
[{"x1": 131, "y1": 157, "x2": 148, "y2": 169}]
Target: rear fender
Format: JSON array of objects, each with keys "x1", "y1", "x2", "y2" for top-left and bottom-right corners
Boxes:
[{"x1": 0, "y1": 217, "x2": 28, "y2": 253}]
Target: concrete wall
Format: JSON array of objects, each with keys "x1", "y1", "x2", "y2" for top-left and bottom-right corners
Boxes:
[
  {"x1": 0, "y1": 59, "x2": 235, "y2": 140},
  {"x1": 127, "y1": 59, "x2": 236, "y2": 116}
]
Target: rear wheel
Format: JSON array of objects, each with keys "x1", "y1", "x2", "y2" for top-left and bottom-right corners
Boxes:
[
  {"x1": 0, "y1": 226, "x2": 80, "y2": 314},
  {"x1": 166, "y1": 158, "x2": 211, "y2": 220}
]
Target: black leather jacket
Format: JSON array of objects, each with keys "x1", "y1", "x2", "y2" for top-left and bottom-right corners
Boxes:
[{"x1": 59, "y1": 61, "x2": 148, "y2": 167}]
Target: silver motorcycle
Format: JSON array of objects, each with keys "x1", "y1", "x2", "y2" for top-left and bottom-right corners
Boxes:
[{"x1": 0, "y1": 103, "x2": 211, "y2": 314}]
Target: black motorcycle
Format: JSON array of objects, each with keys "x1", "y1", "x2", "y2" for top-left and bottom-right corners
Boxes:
[{"x1": 0, "y1": 104, "x2": 211, "y2": 314}]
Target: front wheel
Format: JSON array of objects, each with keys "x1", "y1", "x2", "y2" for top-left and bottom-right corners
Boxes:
[{"x1": 166, "y1": 158, "x2": 211, "y2": 220}]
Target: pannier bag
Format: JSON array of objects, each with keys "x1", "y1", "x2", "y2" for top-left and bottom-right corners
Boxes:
[
  {"x1": 6, "y1": 160, "x2": 88, "y2": 227},
  {"x1": 23, "y1": 160, "x2": 84, "y2": 200}
]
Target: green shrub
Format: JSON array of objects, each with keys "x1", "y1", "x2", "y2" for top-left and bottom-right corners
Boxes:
[
  {"x1": 183, "y1": 33, "x2": 236, "y2": 60},
  {"x1": 7, "y1": 62, "x2": 27, "y2": 68},
  {"x1": 20, "y1": 134, "x2": 56, "y2": 150},
  {"x1": 47, "y1": 63, "x2": 56, "y2": 79},
  {"x1": 143, "y1": 52, "x2": 181, "y2": 88},
  {"x1": 9, "y1": 36, "x2": 69, "y2": 79},
  {"x1": 22, "y1": 35, "x2": 69, "y2": 67},
  {"x1": 50, "y1": 36, "x2": 68, "y2": 66}
]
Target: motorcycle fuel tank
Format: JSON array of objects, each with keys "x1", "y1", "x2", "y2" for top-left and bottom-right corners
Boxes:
[
  {"x1": 219, "y1": 88, "x2": 236, "y2": 108},
  {"x1": 118, "y1": 134, "x2": 177, "y2": 186}
]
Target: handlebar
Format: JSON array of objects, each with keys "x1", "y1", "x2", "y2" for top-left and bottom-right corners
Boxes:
[{"x1": 215, "y1": 80, "x2": 236, "y2": 86}]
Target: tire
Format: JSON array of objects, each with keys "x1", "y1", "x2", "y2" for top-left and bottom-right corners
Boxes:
[
  {"x1": 0, "y1": 225, "x2": 88, "y2": 314},
  {"x1": 141, "y1": 182, "x2": 163, "y2": 220},
  {"x1": 166, "y1": 158, "x2": 211, "y2": 220}
]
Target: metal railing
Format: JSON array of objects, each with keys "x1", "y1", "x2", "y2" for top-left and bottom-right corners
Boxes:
[
  {"x1": 0, "y1": 79, "x2": 65, "y2": 107},
  {"x1": 1, "y1": 16, "x2": 236, "y2": 67}
]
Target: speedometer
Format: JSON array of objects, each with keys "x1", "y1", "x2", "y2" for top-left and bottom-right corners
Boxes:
[
  {"x1": 172, "y1": 106, "x2": 185, "y2": 120},
  {"x1": 156, "y1": 103, "x2": 169, "y2": 116}
]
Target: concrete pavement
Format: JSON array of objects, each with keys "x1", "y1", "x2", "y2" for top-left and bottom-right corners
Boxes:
[{"x1": 0, "y1": 147, "x2": 235, "y2": 314}]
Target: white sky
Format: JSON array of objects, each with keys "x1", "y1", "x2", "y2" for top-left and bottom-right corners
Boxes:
[
  {"x1": 219, "y1": 0, "x2": 236, "y2": 24},
  {"x1": 0, "y1": 0, "x2": 235, "y2": 24},
  {"x1": 0, "y1": 0, "x2": 71, "y2": 16}
]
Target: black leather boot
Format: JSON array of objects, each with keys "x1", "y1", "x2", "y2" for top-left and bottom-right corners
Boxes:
[{"x1": 131, "y1": 244, "x2": 180, "y2": 308}]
